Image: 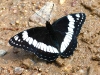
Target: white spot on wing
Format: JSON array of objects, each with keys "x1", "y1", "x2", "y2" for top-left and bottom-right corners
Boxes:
[
  {"x1": 66, "y1": 32, "x2": 73, "y2": 39},
  {"x1": 29, "y1": 37, "x2": 33, "y2": 45},
  {"x1": 40, "y1": 43, "x2": 44, "y2": 50},
  {"x1": 52, "y1": 47, "x2": 59, "y2": 53},
  {"x1": 14, "y1": 35, "x2": 19, "y2": 41},
  {"x1": 18, "y1": 39, "x2": 21, "y2": 42},
  {"x1": 76, "y1": 14, "x2": 80, "y2": 17},
  {"x1": 67, "y1": 15, "x2": 75, "y2": 22},
  {"x1": 49, "y1": 46, "x2": 52, "y2": 53},
  {"x1": 46, "y1": 46, "x2": 50, "y2": 52},
  {"x1": 22, "y1": 31, "x2": 28, "y2": 40},
  {"x1": 64, "y1": 36, "x2": 71, "y2": 43},
  {"x1": 48, "y1": 46, "x2": 54, "y2": 53},
  {"x1": 60, "y1": 42, "x2": 66, "y2": 52},
  {"x1": 43, "y1": 44, "x2": 47, "y2": 52},
  {"x1": 68, "y1": 27, "x2": 73, "y2": 33},
  {"x1": 38, "y1": 43, "x2": 41, "y2": 49},
  {"x1": 32, "y1": 39, "x2": 37, "y2": 47},
  {"x1": 68, "y1": 22, "x2": 74, "y2": 28},
  {"x1": 36, "y1": 42, "x2": 40, "y2": 48},
  {"x1": 26, "y1": 37, "x2": 30, "y2": 42}
]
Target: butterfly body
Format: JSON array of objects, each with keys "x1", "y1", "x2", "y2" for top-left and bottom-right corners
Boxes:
[
  {"x1": 9, "y1": 13, "x2": 86, "y2": 61},
  {"x1": 46, "y1": 21, "x2": 60, "y2": 52}
]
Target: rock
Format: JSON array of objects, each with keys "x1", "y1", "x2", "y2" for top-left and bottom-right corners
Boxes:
[
  {"x1": 14, "y1": 67, "x2": 24, "y2": 74},
  {"x1": 92, "y1": 54, "x2": 100, "y2": 61},
  {"x1": 10, "y1": 21, "x2": 15, "y2": 26},
  {"x1": 62, "y1": 64, "x2": 73, "y2": 73},
  {"x1": 0, "y1": 50, "x2": 7, "y2": 56},
  {"x1": 81, "y1": 1, "x2": 100, "y2": 17},
  {"x1": 0, "y1": 40, "x2": 4, "y2": 45},
  {"x1": 28, "y1": 22, "x2": 38, "y2": 27},
  {"x1": 71, "y1": 0, "x2": 77, "y2": 7},
  {"x1": 98, "y1": 61, "x2": 100, "y2": 65},
  {"x1": 21, "y1": 58, "x2": 34, "y2": 69},
  {"x1": 31, "y1": 72, "x2": 41, "y2": 75},
  {"x1": 79, "y1": 69, "x2": 85, "y2": 74},
  {"x1": 56, "y1": 58, "x2": 65, "y2": 66},
  {"x1": 29, "y1": 2, "x2": 55, "y2": 26},
  {"x1": 0, "y1": 67, "x2": 3, "y2": 73},
  {"x1": 59, "y1": 0, "x2": 65, "y2": 5}
]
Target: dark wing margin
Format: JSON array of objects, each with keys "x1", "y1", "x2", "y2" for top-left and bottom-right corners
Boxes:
[
  {"x1": 71, "y1": 13, "x2": 86, "y2": 36},
  {"x1": 9, "y1": 27, "x2": 59, "y2": 61},
  {"x1": 60, "y1": 36, "x2": 77, "y2": 58}
]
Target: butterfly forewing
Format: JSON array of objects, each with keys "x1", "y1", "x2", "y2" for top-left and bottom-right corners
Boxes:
[
  {"x1": 52, "y1": 13, "x2": 86, "y2": 36},
  {"x1": 71, "y1": 13, "x2": 86, "y2": 36}
]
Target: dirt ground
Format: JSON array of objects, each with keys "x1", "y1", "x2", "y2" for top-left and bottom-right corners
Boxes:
[{"x1": 0, "y1": 0, "x2": 100, "y2": 75}]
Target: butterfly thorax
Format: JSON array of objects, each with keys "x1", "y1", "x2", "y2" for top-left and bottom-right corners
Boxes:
[{"x1": 46, "y1": 21, "x2": 60, "y2": 53}]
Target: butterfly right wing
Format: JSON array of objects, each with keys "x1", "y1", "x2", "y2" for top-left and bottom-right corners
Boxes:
[
  {"x1": 9, "y1": 27, "x2": 59, "y2": 61},
  {"x1": 52, "y1": 13, "x2": 86, "y2": 57}
]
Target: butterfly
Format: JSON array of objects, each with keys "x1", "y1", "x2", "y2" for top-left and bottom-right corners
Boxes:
[{"x1": 9, "y1": 13, "x2": 86, "y2": 61}]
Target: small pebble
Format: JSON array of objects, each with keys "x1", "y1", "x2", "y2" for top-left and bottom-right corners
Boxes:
[
  {"x1": 29, "y1": 2, "x2": 54, "y2": 26},
  {"x1": 62, "y1": 64, "x2": 73, "y2": 73},
  {"x1": 56, "y1": 58, "x2": 65, "y2": 66},
  {"x1": 0, "y1": 40, "x2": 4, "y2": 45},
  {"x1": 0, "y1": 67, "x2": 3, "y2": 73},
  {"x1": 92, "y1": 54, "x2": 100, "y2": 61},
  {"x1": 98, "y1": 61, "x2": 100, "y2": 65},
  {"x1": 14, "y1": 67, "x2": 24, "y2": 74},
  {"x1": 15, "y1": 20, "x2": 20, "y2": 25},
  {"x1": 71, "y1": 0, "x2": 77, "y2": 7},
  {"x1": 10, "y1": 21, "x2": 15, "y2": 26},
  {"x1": 22, "y1": 58, "x2": 34, "y2": 69},
  {"x1": 59, "y1": 0, "x2": 65, "y2": 5},
  {"x1": 0, "y1": 50, "x2": 7, "y2": 56},
  {"x1": 79, "y1": 69, "x2": 85, "y2": 74}
]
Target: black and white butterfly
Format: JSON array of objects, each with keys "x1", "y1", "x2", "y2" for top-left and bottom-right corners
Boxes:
[{"x1": 9, "y1": 13, "x2": 86, "y2": 61}]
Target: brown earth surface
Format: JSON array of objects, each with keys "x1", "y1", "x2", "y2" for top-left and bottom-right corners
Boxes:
[{"x1": 0, "y1": 0, "x2": 100, "y2": 75}]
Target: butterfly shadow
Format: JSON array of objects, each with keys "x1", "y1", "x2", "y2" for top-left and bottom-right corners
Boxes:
[
  {"x1": 2, "y1": 47, "x2": 36, "y2": 62},
  {"x1": 2, "y1": 47, "x2": 68, "y2": 68}
]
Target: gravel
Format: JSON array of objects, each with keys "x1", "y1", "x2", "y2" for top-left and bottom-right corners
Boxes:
[
  {"x1": 0, "y1": 50, "x2": 7, "y2": 56},
  {"x1": 14, "y1": 67, "x2": 24, "y2": 74}
]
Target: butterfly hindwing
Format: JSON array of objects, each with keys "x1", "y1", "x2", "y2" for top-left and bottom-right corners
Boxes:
[
  {"x1": 60, "y1": 35, "x2": 77, "y2": 58},
  {"x1": 32, "y1": 48, "x2": 58, "y2": 61}
]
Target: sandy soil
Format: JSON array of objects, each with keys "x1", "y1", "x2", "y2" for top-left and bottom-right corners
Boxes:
[{"x1": 0, "y1": 0, "x2": 100, "y2": 75}]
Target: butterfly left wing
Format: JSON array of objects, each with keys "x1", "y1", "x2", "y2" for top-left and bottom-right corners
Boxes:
[{"x1": 9, "y1": 27, "x2": 59, "y2": 61}]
